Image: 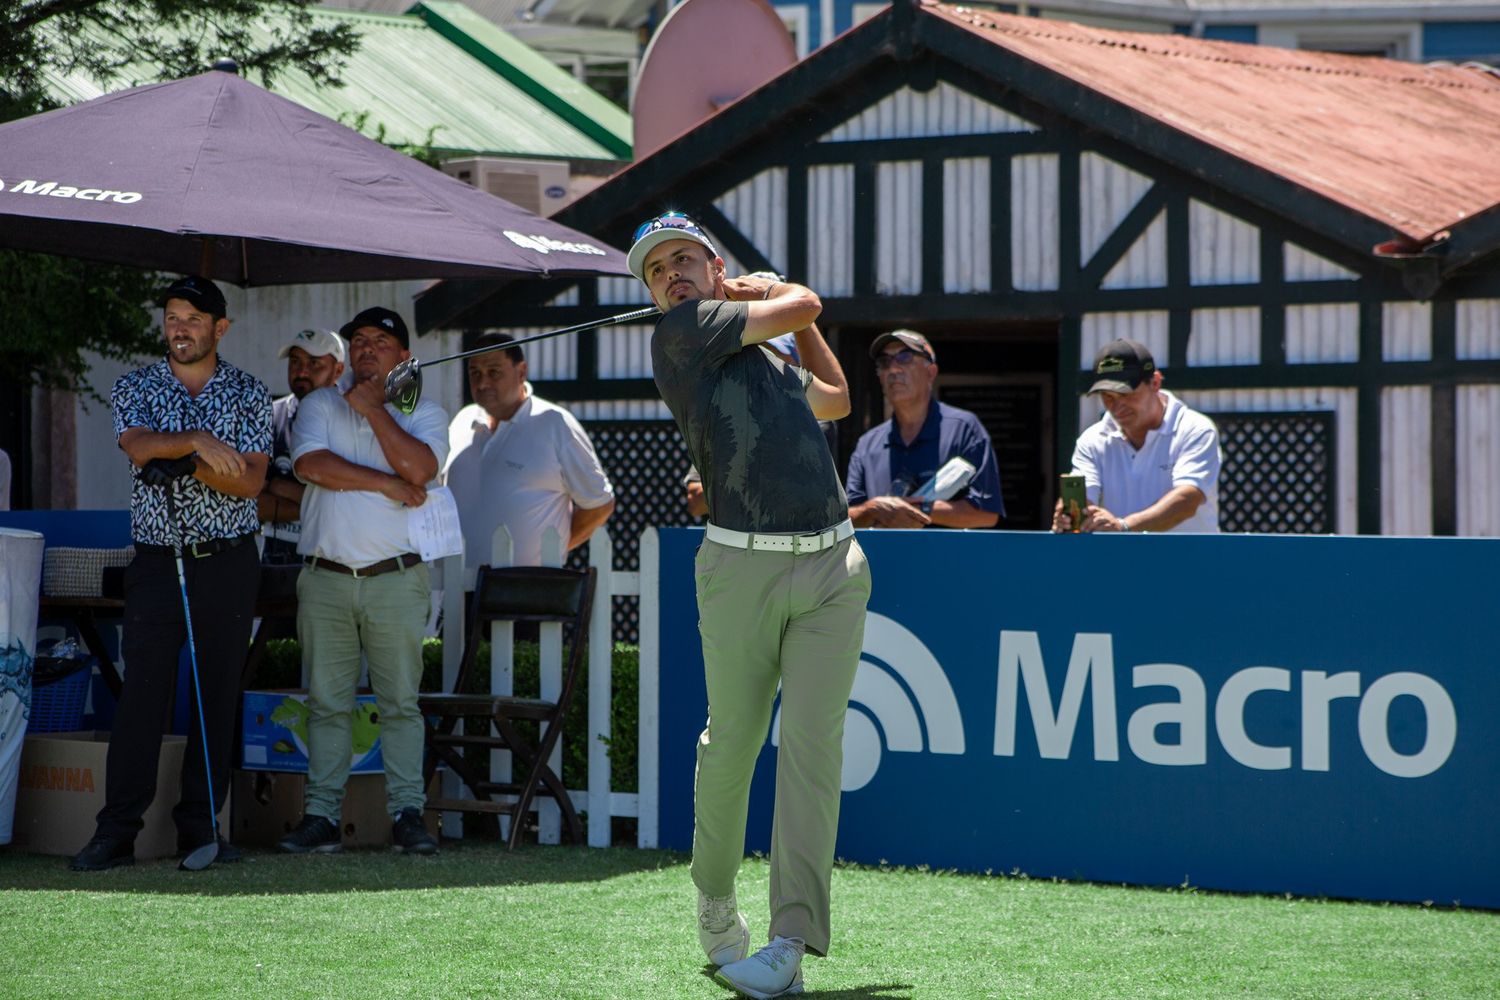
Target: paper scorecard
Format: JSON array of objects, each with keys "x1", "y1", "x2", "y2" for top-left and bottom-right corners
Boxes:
[
  {"x1": 407, "y1": 485, "x2": 465, "y2": 562},
  {"x1": 909, "y1": 457, "x2": 978, "y2": 502}
]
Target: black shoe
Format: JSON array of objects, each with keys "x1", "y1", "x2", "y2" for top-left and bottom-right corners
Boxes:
[
  {"x1": 70, "y1": 835, "x2": 135, "y2": 871},
  {"x1": 276, "y1": 814, "x2": 342, "y2": 854},
  {"x1": 391, "y1": 807, "x2": 438, "y2": 855},
  {"x1": 177, "y1": 837, "x2": 244, "y2": 864}
]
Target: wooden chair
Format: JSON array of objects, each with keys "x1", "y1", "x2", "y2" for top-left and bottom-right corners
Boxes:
[{"x1": 419, "y1": 564, "x2": 597, "y2": 849}]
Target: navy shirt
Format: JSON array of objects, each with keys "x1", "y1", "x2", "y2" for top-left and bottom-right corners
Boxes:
[
  {"x1": 846, "y1": 400, "x2": 1005, "y2": 518},
  {"x1": 112, "y1": 357, "x2": 272, "y2": 546},
  {"x1": 652, "y1": 299, "x2": 847, "y2": 533}
]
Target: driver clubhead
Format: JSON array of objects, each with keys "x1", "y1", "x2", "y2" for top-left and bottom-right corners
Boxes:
[
  {"x1": 386, "y1": 358, "x2": 422, "y2": 414},
  {"x1": 178, "y1": 841, "x2": 220, "y2": 871}
]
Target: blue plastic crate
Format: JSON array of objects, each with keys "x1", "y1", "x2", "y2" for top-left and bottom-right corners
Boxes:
[{"x1": 29, "y1": 657, "x2": 93, "y2": 733}]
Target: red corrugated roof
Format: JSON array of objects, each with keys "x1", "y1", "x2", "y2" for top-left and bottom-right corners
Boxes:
[{"x1": 930, "y1": 2, "x2": 1500, "y2": 243}]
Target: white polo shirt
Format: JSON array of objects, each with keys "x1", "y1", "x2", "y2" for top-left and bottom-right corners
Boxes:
[
  {"x1": 290, "y1": 386, "x2": 450, "y2": 567},
  {"x1": 1071, "y1": 390, "x2": 1221, "y2": 533},
  {"x1": 444, "y1": 389, "x2": 613, "y2": 570}
]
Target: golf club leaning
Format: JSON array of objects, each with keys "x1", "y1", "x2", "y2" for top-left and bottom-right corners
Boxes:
[
  {"x1": 385, "y1": 306, "x2": 660, "y2": 413},
  {"x1": 164, "y1": 480, "x2": 222, "y2": 872}
]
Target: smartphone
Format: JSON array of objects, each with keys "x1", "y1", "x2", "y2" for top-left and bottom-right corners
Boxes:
[{"x1": 1059, "y1": 474, "x2": 1087, "y2": 533}]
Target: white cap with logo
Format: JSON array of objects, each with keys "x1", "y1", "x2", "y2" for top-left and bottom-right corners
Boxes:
[{"x1": 277, "y1": 328, "x2": 346, "y2": 363}]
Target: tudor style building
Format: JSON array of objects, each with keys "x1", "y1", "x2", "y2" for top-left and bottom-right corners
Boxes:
[{"x1": 420, "y1": 0, "x2": 1500, "y2": 538}]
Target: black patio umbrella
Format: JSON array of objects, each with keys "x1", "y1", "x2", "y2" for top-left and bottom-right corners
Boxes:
[{"x1": 0, "y1": 69, "x2": 630, "y2": 284}]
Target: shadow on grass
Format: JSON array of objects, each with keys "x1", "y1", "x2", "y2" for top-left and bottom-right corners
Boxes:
[
  {"x1": 0, "y1": 842, "x2": 690, "y2": 897},
  {"x1": 698, "y1": 964, "x2": 914, "y2": 999}
]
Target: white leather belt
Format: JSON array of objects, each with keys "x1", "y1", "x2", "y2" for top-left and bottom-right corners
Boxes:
[{"x1": 704, "y1": 518, "x2": 854, "y2": 554}]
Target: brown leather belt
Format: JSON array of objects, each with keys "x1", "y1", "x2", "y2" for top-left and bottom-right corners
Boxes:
[{"x1": 304, "y1": 553, "x2": 421, "y2": 579}]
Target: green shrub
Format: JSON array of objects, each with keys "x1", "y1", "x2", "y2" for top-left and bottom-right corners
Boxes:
[{"x1": 253, "y1": 636, "x2": 639, "y2": 793}]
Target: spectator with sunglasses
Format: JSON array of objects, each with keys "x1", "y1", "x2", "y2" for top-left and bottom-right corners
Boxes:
[
  {"x1": 846, "y1": 330, "x2": 1004, "y2": 528},
  {"x1": 629, "y1": 211, "x2": 871, "y2": 999}
]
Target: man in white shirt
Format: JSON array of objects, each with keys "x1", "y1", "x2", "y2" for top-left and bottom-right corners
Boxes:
[
  {"x1": 258, "y1": 328, "x2": 346, "y2": 565},
  {"x1": 277, "y1": 306, "x2": 448, "y2": 856},
  {"x1": 444, "y1": 333, "x2": 614, "y2": 575},
  {"x1": 1054, "y1": 339, "x2": 1221, "y2": 533}
]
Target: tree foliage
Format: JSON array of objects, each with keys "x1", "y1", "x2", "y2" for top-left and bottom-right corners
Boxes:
[
  {"x1": 1, "y1": 0, "x2": 360, "y2": 114},
  {"x1": 0, "y1": 250, "x2": 161, "y2": 403},
  {"x1": 0, "y1": 0, "x2": 362, "y2": 394}
]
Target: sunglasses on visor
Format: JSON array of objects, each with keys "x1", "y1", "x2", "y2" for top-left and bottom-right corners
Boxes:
[{"x1": 632, "y1": 211, "x2": 701, "y2": 244}]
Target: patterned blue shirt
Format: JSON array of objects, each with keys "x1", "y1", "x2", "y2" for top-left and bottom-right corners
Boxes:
[{"x1": 112, "y1": 358, "x2": 273, "y2": 546}]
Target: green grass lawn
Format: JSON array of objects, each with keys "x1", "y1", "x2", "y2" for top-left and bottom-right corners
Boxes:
[{"x1": 1, "y1": 844, "x2": 1494, "y2": 1000}]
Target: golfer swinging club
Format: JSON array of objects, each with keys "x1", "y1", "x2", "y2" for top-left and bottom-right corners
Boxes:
[{"x1": 629, "y1": 213, "x2": 871, "y2": 998}]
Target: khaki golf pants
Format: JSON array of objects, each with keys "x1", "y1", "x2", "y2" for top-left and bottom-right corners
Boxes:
[
  {"x1": 691, "y1": 534, "x2": 871, "y2": 957},
  {"x1": 297, "y1": 561, "x2": 430, "y2": 821}
]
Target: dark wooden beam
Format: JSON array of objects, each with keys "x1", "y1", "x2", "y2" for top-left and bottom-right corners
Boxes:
[{"x1": 1079, "y1": 183, "x2": 1168, "y2": 290}]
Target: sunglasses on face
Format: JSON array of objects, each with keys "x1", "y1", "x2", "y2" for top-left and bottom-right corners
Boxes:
[
  {"x1": 875, "y1": 348, "x2": 932, "y2": 371},
  {"x1": 632, "y1": 211, "x2": 699, "y2": 244}
]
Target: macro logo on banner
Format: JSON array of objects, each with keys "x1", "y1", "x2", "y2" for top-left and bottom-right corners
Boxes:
[
  {"x1": 653, "y1": 529, "x2": 1499, "y2": 908},
  {"x1": 771, "y1": 613, "x2": 966, "y2": 791},
  {"x1": 0, "y1": 177, "x2": 142, "y2": 203}
]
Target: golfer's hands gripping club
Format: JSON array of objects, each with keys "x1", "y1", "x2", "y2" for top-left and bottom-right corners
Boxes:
[{"x1": 139, "y1": 454, "x2": 198, "y2": 487}]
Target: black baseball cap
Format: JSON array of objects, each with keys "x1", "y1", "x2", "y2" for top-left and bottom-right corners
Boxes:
[
  {"x1": 158, "y1": 275, "x2": 226, "y2": 317},
  {"x1": 339, "y1": 306, "x2": 409, "y2": 350},
  {"x1": 1088, "y1": 339, "x2": 1157, "y2": 395}
]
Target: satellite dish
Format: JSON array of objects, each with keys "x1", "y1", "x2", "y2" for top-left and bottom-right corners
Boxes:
[{"x1": 632, "y1": 0, "x2": 797, "y2": 161}]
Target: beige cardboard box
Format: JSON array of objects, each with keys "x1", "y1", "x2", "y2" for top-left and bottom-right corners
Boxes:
[
  {"x1": 12, "y1": 731, "x2": 226, "y2": 861},
  {"x1": 232, "y1": 769, "x2": 438, "y2": 849}
]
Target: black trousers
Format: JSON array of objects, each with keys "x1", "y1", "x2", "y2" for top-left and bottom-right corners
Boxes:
[{"x1": 95, "y1": 541, "x2": 259, "y2": 846}]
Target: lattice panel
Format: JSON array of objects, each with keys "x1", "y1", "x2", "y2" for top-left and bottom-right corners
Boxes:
[
  {"x1": 574, "y1": 421, "x2": 696, "y2": 642},
  {"x1": 1211, "y1": 411, "x2": 1336, "y2": 533}
]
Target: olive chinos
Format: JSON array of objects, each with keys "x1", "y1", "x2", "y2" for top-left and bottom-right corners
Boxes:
[
  {"x1": 296, "y1": 561, "x2": 430, "y2": 820},
  {"x1": 690, "y1": 534, "x2": 871, "y2": 957}
]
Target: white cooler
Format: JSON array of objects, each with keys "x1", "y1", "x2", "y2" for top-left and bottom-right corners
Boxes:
[{"x1": 0, "y1": 527, "x2": 45, "y2": 843}]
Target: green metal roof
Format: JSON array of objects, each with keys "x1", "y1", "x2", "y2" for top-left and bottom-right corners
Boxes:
[
  {"x1": 412, "y1": 1, "x2": 633, "y2": 158},
  {"x1": 41, "y1": 5, "x2": 632, "y2": 162}
]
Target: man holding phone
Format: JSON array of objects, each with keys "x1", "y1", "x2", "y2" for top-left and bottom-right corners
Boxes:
[
  {"x1": 846, "y1": 330, "x2": 1004, "y2": 529},
  {"x1": 1054, "y1": 339, "x2": 1221, "y2": 533}
]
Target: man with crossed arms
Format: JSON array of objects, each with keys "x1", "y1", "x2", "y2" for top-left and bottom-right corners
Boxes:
[
  {"x1": 630, "y1": 213, "x2": 871, "y2": 999},
  {"x1": 276, "y1": 307, "x2": 447, "y2": 856}
]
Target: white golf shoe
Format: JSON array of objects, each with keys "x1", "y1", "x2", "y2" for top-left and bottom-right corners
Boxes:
[
  {"x1": 714, "y1": 935, "x2": 805, "y2": 998},
  {"x1": 698, "y1": 890, "x2": 750, "y2": 966}
]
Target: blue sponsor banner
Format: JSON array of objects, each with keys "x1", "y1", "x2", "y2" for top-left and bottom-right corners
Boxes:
[{"x1": 655, "y1": 528, "x2": 1500, "y2": 907}]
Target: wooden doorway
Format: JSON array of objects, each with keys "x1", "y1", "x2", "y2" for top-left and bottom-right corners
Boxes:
[{"x1": 836, "y1": 321, "x2": 1058, "y2": 530}]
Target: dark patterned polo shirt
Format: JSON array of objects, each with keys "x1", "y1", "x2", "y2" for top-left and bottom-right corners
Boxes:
[
  {"x1": 112, "y1": 357, "x2": 273, "y2": 546},
  {"x1": 651, "y1": 299, "x2": 847, "y2": 534}
]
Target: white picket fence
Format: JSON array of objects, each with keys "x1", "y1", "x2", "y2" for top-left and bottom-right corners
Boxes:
[{"x1": 434, "y1": 525, "x2": 662, "y2": 848}]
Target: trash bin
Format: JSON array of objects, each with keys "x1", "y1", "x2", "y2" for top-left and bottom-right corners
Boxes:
[{"x1": 0, "y1": 528, "x2": 45, "y2": 844}]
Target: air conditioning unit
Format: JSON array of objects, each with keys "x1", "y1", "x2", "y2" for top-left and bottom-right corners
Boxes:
[{"x1": 440, "y1": 156, "x2": 573, "y2": 217}]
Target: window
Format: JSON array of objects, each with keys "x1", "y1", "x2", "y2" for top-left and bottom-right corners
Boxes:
[{"x1": 1260, "y1": 23, "x2": 1420, "y2": 61}]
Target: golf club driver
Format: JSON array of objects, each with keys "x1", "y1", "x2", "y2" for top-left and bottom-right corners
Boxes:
[
  {"x1": 384, "y1": 306, "x2": 660, "y2": 413},
  {"x1": 155, "y1": 468, "x2": 222, "y2": 872}
]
